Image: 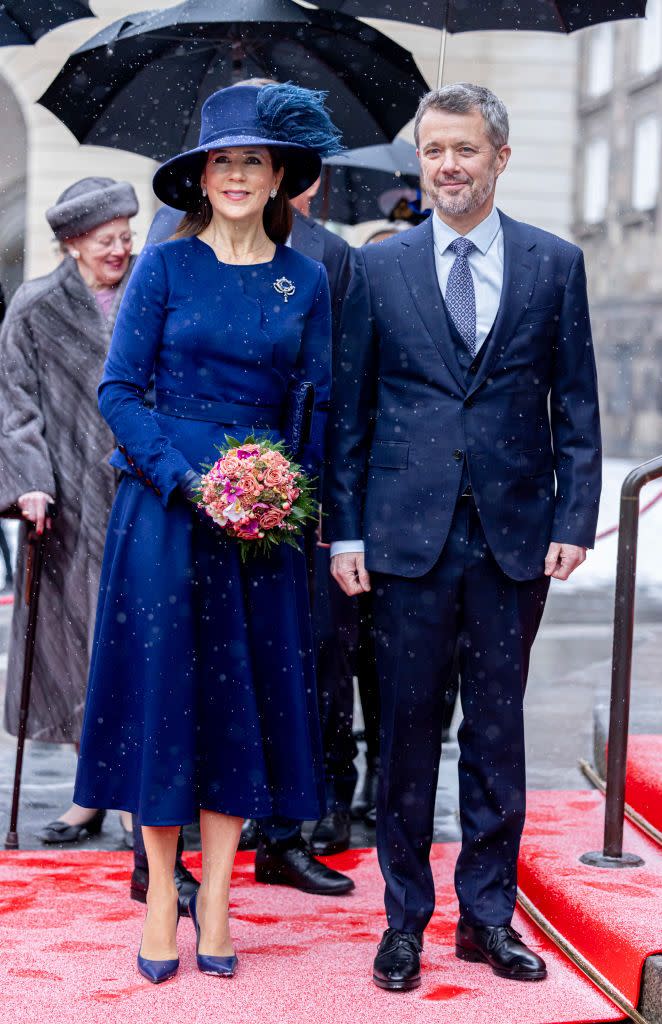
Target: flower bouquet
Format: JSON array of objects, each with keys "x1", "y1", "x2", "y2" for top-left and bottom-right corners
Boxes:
[{"x1": 197, "y1": 435, "x2": 317, "y2": 561}]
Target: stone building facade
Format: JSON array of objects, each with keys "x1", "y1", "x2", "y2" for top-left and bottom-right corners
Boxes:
[{"x1": 576, "y1": 6, "x2": 662, "y2": 457}]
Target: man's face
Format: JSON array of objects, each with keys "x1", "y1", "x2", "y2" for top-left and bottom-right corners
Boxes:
[{"x1": 417, "y1": 107, "x2": 510, "y2": 219}]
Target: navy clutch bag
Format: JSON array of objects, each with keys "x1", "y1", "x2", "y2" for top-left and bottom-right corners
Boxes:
[{"x1": 282, "y1": 380, "x2": 315, "y2": 458}]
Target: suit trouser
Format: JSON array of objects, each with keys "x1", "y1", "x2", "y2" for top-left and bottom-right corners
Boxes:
[
  {"x1": 371, "y1": 496, "x2": 549, "y2": 933},
  {"x1": 260, "y1": 543, "x2": 358, "y2": 846},
  {"x1": 355, "y1": 592, "x2": 380, "y2": 765}
]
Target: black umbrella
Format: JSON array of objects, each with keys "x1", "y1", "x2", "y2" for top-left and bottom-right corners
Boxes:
[
  {"x1": 313, "y1": 0, "x2": 648, "y2": 86},
  {"x1": 0, "y1": 0, "x2": 93, "y2": 46},
  {"x1": 38, "y1": 0, "x2": 429, "y2": 163},
  {"x1": 313, "y1": 165, "x2": 420, "y2": 225},
  {"x1": 311, "y1": 138, "x2": 419, "y2": 224},
  {"x1": 325, "y1": 137, "x2": 419, "y2": 176}
]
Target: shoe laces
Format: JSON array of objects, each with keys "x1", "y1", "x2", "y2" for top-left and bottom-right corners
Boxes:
[
  {"x1": 382, "y1": 928, "x2": 423, "y2": 953},
  {"x1": 487, "y1": 925, "x2": 522, "y2": 951}
]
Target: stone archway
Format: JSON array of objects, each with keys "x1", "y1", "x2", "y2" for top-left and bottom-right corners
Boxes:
[{"x1": 0, "y1": 72, "x2": 27, "y2": 300}]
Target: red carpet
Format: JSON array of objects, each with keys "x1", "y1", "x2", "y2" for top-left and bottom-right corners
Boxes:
[
  {"x1": 624, "y1": 735, "x2": 662, "y2": 836},
  {"x1": 520, "y1": 790, "x2": 662, "y2": 1009},
  {"x1": 0, "y1": 844, "x2": 621, "y2": 1024}
]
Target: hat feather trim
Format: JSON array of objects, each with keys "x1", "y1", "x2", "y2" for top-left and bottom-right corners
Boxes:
[{"x1": 256, "y1": 84, "x2": 343, "y2": 159}]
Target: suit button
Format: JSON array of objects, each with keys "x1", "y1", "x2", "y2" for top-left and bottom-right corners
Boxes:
[
  {"x1": 465, "y1": 398, "x2": 474, "y2": 409},
  {"x1": 453, "y1": 449, "x2": 464, "y2": 461},
  {"x1": 468, "y1": 365, "x2": 478, "y2": 376}
]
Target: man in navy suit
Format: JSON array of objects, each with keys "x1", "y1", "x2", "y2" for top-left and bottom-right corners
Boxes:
[{"x1": 325, "y1": 84, "x2": 601, "y2": 990}]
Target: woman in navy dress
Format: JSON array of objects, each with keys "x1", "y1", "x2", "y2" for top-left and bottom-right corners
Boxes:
[{"x1": 74, "y1": 83, "x2": 341, "y2": 982}]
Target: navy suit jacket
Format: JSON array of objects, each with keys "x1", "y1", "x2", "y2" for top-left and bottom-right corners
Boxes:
[
  {"x1": 324, "y1": 211, "x2": 602, "y2": 582},
  {"x1": 290, "y1": 209, "x2": 353, "y2": 339}
]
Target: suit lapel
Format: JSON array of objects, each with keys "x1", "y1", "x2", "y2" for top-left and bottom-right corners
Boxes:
[
  {"x1": 397, "y1": 218, "x2": 466, "y2": 392},
  {"x1": 468, "y1": 212, "x2": 540, "y2": 395}
]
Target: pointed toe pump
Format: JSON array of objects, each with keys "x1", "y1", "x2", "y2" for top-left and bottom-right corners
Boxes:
[
  {"x1": 137, "y1": 951, "x2": 180, "y2": 984},
  {"x1": 137, "y1": 906, "x2": 180, "y2": 984},
  {"x1": 189, "y1": 891, "x2": 238, "y2": 977}
]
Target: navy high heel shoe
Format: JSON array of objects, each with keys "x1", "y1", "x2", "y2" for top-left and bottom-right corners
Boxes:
[
  {"x1": 137, "y1": 903, "x2": 180, "y2": 984},
  {"x1": 189, "y1": 890, "x2": 238, "y2": 977}
]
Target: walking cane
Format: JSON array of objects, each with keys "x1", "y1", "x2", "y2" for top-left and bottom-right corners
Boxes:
[{"x1": 2, "y1": 504, "x2": 55, "y2": 850}]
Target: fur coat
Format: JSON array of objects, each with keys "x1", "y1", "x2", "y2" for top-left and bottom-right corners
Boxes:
[{"x1": 0, "y1": 255, "x2": 134, "y2": 743}]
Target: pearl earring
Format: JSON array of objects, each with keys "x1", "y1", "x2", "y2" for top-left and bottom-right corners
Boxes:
[
  {"x1": 270, "y1": 188, "x2": 278, "y2": 199},
  {"x1": 70, "y1": 249, "x2": 80, "y2": 259},
  {"x1": 201, "y1": 186, "x2": 207, "y2": 198}
]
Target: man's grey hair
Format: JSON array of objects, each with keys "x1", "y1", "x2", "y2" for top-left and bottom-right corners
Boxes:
[{"x1": 414, "y1": 83, "x2": 509, "y2": 151}]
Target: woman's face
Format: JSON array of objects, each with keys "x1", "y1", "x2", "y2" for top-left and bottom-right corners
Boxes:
[
  {"x1": 201, "y1": 147, "x2": 284, "y2": 225},
  {"x1": 67, "y1": 217, "x2": 133, "y2": 287}
]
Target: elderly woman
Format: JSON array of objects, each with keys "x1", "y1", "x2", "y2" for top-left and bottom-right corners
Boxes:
[{"x1": 0, "y1": 177, "x2": 138, "y2": 844}]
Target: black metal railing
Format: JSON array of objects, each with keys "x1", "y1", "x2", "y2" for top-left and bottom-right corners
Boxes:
[{"x1": 582, "y1": 455, "x2": 662, "y2": 869}]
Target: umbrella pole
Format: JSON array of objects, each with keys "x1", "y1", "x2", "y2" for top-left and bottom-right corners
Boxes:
[{"x1": 435, "y1": 0, "x2": 450, "y2": 89}]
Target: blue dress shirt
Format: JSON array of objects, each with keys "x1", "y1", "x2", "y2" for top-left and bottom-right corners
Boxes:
[{"x1": 432, "y1": 205, "x2": 503, "y2": 352}]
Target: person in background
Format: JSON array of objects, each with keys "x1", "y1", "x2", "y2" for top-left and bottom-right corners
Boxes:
[
  {"x1": 0, "y1": 178, "x2": 139, "y2": 846},
  {"x1": 255, "y1": 173, "x2": 359, "y2": 876},
  {"x1": 0, "y1": 282, "x2": 13, "y2": 593}
]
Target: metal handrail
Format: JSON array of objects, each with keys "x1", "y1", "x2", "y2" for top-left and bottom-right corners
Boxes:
[{"x1": 582, "y1": 454, "x2": 662, "y2": 869}]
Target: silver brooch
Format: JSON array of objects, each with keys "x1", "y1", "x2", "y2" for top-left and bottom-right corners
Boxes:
[{"x1": 274, "y1": 276, "x2": 296, "y2": 303}]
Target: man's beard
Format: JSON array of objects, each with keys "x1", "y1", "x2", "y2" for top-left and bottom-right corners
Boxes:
[{"x1": 427, "y1": 168, "x2": 496, "y2": 217}]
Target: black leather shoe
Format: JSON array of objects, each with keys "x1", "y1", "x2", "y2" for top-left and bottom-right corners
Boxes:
[
  {"x1": 351, "y1": 758, "x2": 379, "y2": 823},
  {"x1": 130, "y1": 859, "x2": 200, "y2": 917},
  {"x1": 255, "y1": 839, "x2": 354, "y2": 895},
  {"x1": 310, "y1": 810, "x2": 351, "y2": 855},
  {"x1": 37, "y1": 808, "x2": 106, "y2": 845},
  {"x1": 373, "y1": 928, "x2": 423, "y2": 991},
  {"x1": 455, "y1": 918, "x2": 547, "y2": 981},
  {"x1": 237, "y1": 818, "x2": 259, "y2": 851}
]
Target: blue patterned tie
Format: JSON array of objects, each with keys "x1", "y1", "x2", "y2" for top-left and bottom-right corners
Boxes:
[{"x1": 445, "y1": 237, "x2": 477, "y2": 357}]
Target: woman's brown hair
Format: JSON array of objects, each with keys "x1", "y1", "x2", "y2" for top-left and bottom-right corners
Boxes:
[{"x1": 171, "y1": 148, "x2": 292, "y2": 245}]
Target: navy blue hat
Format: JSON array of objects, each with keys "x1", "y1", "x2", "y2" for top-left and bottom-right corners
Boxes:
[{"x1": 153, "y1": 83, "x2": 342, "y2": 209}]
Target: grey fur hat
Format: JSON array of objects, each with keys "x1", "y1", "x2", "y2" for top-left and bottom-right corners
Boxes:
[{"x1": 46, "y1": 177, "x2": 139, "y2": 241}]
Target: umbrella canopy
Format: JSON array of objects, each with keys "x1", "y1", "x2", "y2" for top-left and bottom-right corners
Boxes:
[
  {"x1": 38, "y1": 0, "x2": 429, "y2": 163},
  {"x1": 312, "y1": 0, "x2": 647, "y2": 33},
  {"x1": 325, "y1": 137, "x2": 419, "y2": 176},
  {"x1": 0, "y1": 0, "x2": 93, "y2": 46},
  {"x1": 311, "y1": 164, "x2": 419, "y2": 225},
  {"x1": 311, "y1": 138, "x2": 419, "y2": 223}
]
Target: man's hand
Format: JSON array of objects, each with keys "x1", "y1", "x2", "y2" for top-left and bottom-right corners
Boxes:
[
  {"x1": 18, "y1": 491, "x2": 54, "y2": 535},
  {"x1": 544, "y1": 541, "x2": 586, "y2": 581},
  {"x1": 331, "y1": 551, "x2": 371, "y2": 596}
]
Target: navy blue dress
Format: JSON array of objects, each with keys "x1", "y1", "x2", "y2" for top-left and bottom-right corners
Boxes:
[{"x1": 74, "y1": 238, "x2": 330, "y2": 826}]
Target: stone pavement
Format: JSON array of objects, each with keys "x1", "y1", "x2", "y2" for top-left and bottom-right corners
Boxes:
[{"x1": 0, "y1": 580, "x2": 660, "y2": 853}]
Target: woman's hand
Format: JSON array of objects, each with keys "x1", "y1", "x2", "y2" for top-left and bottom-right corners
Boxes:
[{"x1": 18, "y1": 491, "x2": 54, "y2": 535}]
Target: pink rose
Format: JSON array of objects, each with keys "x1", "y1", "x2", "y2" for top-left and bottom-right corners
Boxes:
[{"x1": 259, "y1": 508, "x2": 286, "y2": 530}]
